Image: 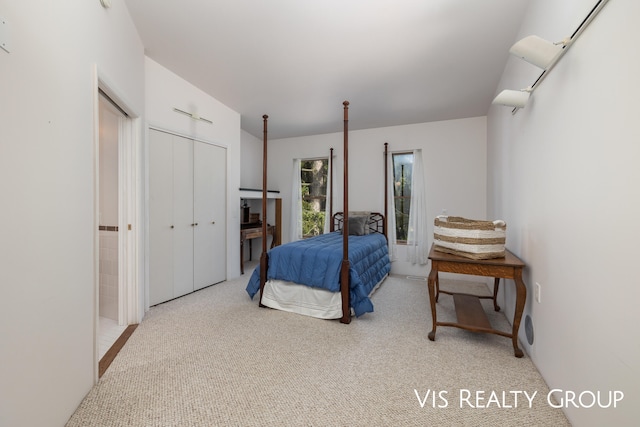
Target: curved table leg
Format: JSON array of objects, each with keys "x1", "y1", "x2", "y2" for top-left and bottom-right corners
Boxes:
[
  {"x1": 427, "y1": 267, "x2": 438, "y2": 341},
  {"x1": 493, "y1": 278, "x2": 501, "y2": 312},
  {"x1": 240, "y1": 237, "x2": 245, "y2": 275},
  {"x1": 512, "y1": 269, "x2": 527, "y2": 358}
]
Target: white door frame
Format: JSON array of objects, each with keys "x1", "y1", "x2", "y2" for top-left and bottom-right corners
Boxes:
[{"x1": 92, "y1": 66, "x2": 143, "y2": 381}]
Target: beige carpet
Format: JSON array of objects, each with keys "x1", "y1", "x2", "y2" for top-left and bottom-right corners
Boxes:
[{"x1": 67, "y1": 267, "x2": 570, "y2": 426}]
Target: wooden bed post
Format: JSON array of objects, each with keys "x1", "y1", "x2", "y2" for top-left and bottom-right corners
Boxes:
[
  {"x1": 329, "y1": 147, "x2": 334, "y2": 232},
  {"x1": 384, "y1": 142, "x2": 389, "y2": 237},
  {"x1": 340, "y1": 101, "x2": 351, "y2": 324},
  {"x1": 259, "y1": 114, "x2": 269, "y2": 306}
]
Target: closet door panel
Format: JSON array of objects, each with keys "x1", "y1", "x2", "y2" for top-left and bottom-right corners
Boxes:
[
  {"x1": 172, "y1": 135, "x2": 195, "y2": 298},
  {"x1": 209, "y1": 146, "x2": 227, "y2": 283},
  {"x1": 149, "y1": 130, "x2": 174, "y2": 306},
  {"x1": 193, "y1": 142, "x2": 227, "y2": 290}
]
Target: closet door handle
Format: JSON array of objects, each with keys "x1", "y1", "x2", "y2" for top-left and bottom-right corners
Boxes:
[
  {"x1": 191, "y1": 223, "x2": 198, "y2": 227},
  {"x1": 170, "y1": 225, "x2": 174, "y2": 229},
  {"x1": 211, "y1": 221, "x2": 215, "y2": 224}
]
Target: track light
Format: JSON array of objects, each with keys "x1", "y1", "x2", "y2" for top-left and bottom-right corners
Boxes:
[
  {"x1": 493, "y1": 0, "x2": 609, "y2": 113},
  {"x1": 509, "y1": 35, "x2": 568, "y2": 70},
  {"x1": 492, "y1": 88, "x2": 532, "y2": 109},
  {"x1": 491, "y1": 35, "x2": 563, "y2": 111}
]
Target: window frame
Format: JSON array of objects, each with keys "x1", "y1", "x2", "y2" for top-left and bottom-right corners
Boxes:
[
  {"x1": 392, "y1": 151, "x2": 414, "y2": 244},
  {"x1": 300, "y1": 157, "x2": 329, "y2": 238}
]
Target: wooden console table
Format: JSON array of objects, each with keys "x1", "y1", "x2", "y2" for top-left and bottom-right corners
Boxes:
[
  {"x1": 427, "y1": 245, "x2": 527, "y2": 357},
  {"x1": 240, "y1": 224, "x2": 276, "y2": 274}
]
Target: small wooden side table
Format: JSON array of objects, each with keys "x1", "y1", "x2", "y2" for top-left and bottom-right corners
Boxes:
[
  {"x1": 240, "y1": 224, "x2": 276, "y2": 274},
  {"x1": 427, "y1": 245, "x2": 527, "y2": 357}
]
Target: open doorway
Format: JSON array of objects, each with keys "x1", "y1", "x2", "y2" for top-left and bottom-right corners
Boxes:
[
  {"x1": 97, "y1": 91, "x2": 127, "y2": 359},
  {"x1": 93, "y1": 71, "x2": 143, "y2": 380}
]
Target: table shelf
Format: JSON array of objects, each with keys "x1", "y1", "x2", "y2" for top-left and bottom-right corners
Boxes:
[{"x1": 453, "y1": 294, "x2": 492, "y2": 330}]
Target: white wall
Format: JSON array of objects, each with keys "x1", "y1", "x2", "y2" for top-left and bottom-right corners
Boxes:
[
  {"x1": 240, "y1": 129, "x2": 264, "y2": 189},
  {"x1": 487, "y1": 0, "x2": 639, "y2": 425},
  {"x1": 260, "y1": 116, "x2": 487, "y2": 277},
  {"x1": 144, "y1": 57, "x2": 242, "y2": 282},
  {"x1": 0, "y1": 1, "x2": 145, "y2": 426}
]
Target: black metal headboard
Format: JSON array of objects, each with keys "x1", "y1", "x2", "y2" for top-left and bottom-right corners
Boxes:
[{"x1": 332, "y1": 212, "x2": 386, "y2": 236}]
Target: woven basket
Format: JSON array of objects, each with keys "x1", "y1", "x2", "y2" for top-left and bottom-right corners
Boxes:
[{"x1": 433, "y1": 216, "x2": 506, "y2": 259}]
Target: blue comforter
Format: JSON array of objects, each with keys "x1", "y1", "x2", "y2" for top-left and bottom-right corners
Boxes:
[{"x1": 246, "y1": 231, "x2": 390, "y2": 317}]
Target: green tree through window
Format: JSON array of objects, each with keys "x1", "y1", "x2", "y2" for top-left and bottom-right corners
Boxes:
[
  {"x1": 301, "y1": 158, "x2": 329, "y2": 237},
  {"x1": 392, "y1": 152, "x2": 413, "y2": 242}
]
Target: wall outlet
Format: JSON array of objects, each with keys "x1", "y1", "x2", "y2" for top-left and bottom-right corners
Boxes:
[{"x1": 534, "y1": 282, "x2": 541, "y2": 303}]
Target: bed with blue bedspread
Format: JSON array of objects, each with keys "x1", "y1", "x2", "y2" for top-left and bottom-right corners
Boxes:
[
  {"x1": 246, "y1": 213, "x2": 390, "y2": 320},
  {"x1": 248, "y1": 106, "x2": 392, "y2": 323}
]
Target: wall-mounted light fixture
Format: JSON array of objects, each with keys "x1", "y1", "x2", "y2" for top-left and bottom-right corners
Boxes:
[
  {"x1": 492, "y1": 88, "x2": 532, "y2": 109},
  {"x1": 493, "y1": 0, "x2": 610, "y2": 113},
  {"x1": 509, "y1": 35, "x2": 568, "y2": 70},
  {"x1": 173, "y1": 107, "x2": 213, "y2": 124}
]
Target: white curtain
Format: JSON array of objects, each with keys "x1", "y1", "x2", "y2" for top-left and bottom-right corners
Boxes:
[
  {"x1": 290, "y1": 159, "x2": 303, "y2": 242},
  {"x1": 323, "y1": 154, "x2": 332, "y2": 234},
  {"x1": 386, "y1": 151, "x2": 398, "y2": 261},
  {"x1": 406, "y1": 149, "x2": 429, "y2": 265}
]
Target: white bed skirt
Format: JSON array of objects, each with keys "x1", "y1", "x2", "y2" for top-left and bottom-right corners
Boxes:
[
  {"x1": 261, "y1": 279, "x2": 343, "y2": 319},
  {"x1": 261, "y1": 274, "x2": 388, "y2": 320}
]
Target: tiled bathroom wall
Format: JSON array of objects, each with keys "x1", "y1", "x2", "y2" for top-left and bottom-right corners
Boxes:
[{"x1": 99, "y1": 228, "x2": 119, "y2": 321}]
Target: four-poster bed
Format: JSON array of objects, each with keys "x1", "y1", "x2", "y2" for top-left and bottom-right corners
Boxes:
[{"x1": 246, "y1": 102, "x2": 391, "y2": 323}]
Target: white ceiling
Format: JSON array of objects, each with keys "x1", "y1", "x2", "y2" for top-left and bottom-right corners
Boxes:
[{"x1": 124, "y1": 0, "x2": 531, "y2": 139}]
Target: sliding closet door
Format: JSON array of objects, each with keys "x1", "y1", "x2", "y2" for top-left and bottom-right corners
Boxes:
[
  {"x1": 149, "y1": 130, "x2": 174, "y2": 306},
  {"x1": 172, "y1": 135, "x2": 195, "y2": 299},
  {"x1": 193, "y1": 141, "x2": 226, "y2": 290}
]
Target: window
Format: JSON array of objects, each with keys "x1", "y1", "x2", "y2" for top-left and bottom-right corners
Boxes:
[
  {"x1": 300, "y1": 158, "x2": 329, "y2": 238},
  {"x1": 392, "y1": 152, "x2": 414, "y2": 242}
]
